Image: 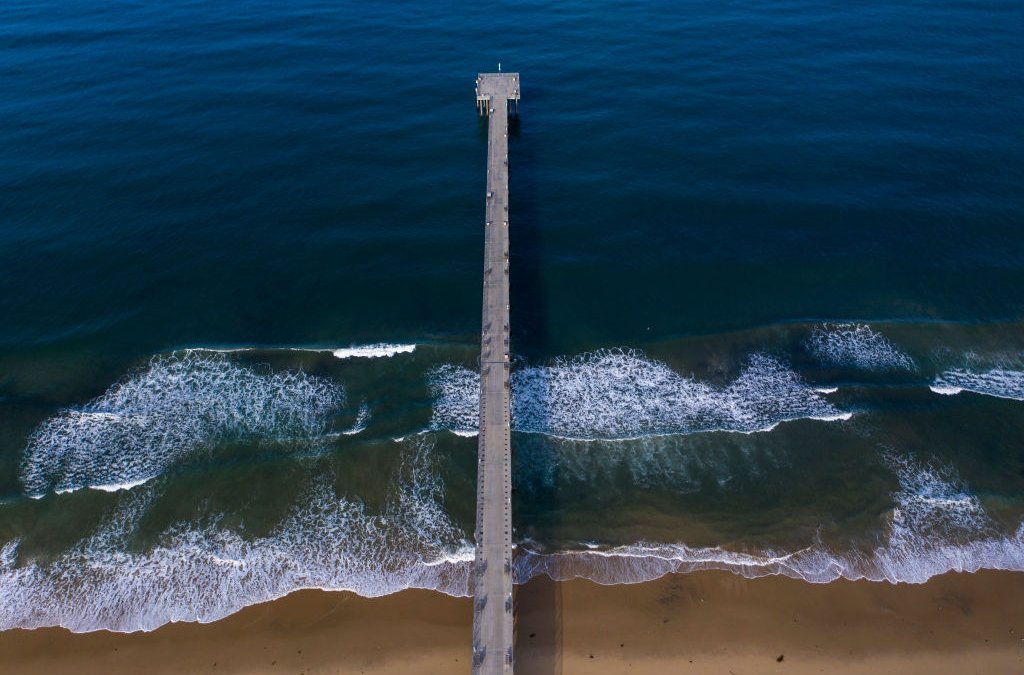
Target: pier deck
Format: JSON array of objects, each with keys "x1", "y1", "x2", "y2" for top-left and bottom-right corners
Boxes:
[{"x1": 472, "y1": 72, "x2": 519, "y2": 675}]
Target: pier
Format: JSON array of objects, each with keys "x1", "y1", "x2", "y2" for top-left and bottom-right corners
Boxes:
[{"x1": 472, "y1": 71, "x2": 519, "y2": 675}]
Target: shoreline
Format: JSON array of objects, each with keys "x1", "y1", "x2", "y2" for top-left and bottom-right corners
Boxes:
[{"x1": 2, "y1": 569, "x2": 1023, "y2": 674}]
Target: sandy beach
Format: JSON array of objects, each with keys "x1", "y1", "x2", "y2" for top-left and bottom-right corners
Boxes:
[{"x1": 2, "y1": 569, "x2": 1022, "y2": 674}]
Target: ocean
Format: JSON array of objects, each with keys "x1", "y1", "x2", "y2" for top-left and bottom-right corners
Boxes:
[{"x1": 1, "y1": 0, "x2": 1023, "y2": 632}]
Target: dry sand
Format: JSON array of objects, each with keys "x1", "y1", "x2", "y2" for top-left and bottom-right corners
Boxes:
[{"x1": 2, "y1": 569, "x2": 1023, "y2": 674}]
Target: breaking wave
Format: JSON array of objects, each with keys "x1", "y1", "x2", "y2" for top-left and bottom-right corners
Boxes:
[
  {"x1": 332, "y1": 343, "x2": 417, "y2": 359},
  {"x1": 180, "y1": 344, "x2": 417, "y2": 359},
  {"x1": 807, "y1": 323, "x2": 915, "y2": 371},
  {"x1": 930, "y1": 368, "x2": 1024, "y2": 401},
  {"x1": 515, "y1": 453, "x2": 1024, "y2": 586},
  {"x1": 5, "y1": 436, "x2": 1022, "y2": 631},
  {"x1": 340, "y1": 403, "x2": 371, "y2": 435},
  {"x1": 428, "y1": 363, "x2": 483, "y2": 435},
  {"x1": 0, "y1": 440, "x2": 472, "y2": 633},
  {"x1": 21, "y1": 352, "x2": 347, "y2": 498},
  {"x1": 428, "y1": 349, "x2": 849, "y2": 439},
  {"x1": 9, "y1": 340, "x2": 1024, "y2": 633}
]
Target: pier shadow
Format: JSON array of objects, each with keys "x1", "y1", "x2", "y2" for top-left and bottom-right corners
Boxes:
[
  {"x1": 508, "y1": 104, "x2": 547, "y2": 361},
  {"x1": 515, "y1": 573, "x2": 563, "y2": 674},
  {"x1": 507, "y1": 95, "x2": 564, "y2": 675}
]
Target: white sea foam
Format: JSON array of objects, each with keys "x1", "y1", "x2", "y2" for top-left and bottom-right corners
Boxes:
[
  {"x1": 807, "y1": 323, "x2": 915, "y2": 371},
  {"x1": 0, "y1": 440, "x2": 472, "y2": 633},
  {"x1": 428, "y1": 350, "x2": 847, "y2": 439},
  {"x1": 89, "y1": 477, "x2": 155, "y2": 493},
  {"x1": 428, "y1": 363, "x2": 482, "y2": 436},
  {"x1": 930, "y1": 368, "x2": 1024, "y2": 401},
  {"x1": 0, "y1": 541, "x2": 18, "y2": 571},
  {"x1": 4, "y1": 443, "x2": 1021, "y2": 632},
  {"x1": 20, "y1": 352, "x2": 346, "y2": 497},
  {"x1": 182, "y1": 344, "x2": 417, "y2": 359},
  {"x1": 341, "y1": 403, "x2": 371, "y2": 435},
  {"x1": 332, "y1": 343, "x2": 417, "y2": 359},
  {"x1": 515, "y1": 454, "x2": 1024, "y2": 586}
]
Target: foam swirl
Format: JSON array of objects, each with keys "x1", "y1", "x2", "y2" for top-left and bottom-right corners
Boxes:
[
  {"x1": 429, "y1": 350, "x2": 848, "y2": 439},
  {"x1": 930, "y1": 368, "x2": 1024, "y2": 401},
  {"x1": 807, "y1": 323, "x2": 915, "y2": 371},
  {"x1": 21, "y1": 353, "x2": 346, "y2": 497}
]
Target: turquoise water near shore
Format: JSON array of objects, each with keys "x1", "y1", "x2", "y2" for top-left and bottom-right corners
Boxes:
[{"x1": 2, "y1": 0, "x2": 1023, "y2": 631}]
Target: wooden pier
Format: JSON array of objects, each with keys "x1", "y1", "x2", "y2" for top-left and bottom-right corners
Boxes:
[{"x1": 472, "y1": 71, "x2": 519, "y2": 675}]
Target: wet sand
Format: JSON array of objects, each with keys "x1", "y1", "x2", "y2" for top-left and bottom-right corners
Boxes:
[{"x1": 2, "y1": 569, "x2": 1023, "y2": 674}]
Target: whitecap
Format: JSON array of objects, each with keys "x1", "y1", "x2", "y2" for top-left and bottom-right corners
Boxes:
[
  {"x1": 180, "y1": 344, "x2": 417, "y2": 360},
  {"x1": 807, "y1": 323, "x2": 915, "y2": 371},
  {"x1": 427, "y1": 363, "x2": 481, "y2": 436},
  {"x1": 332, "y1": 344, "x2": 417, "y2": 359},
  {"x1": 428, "y1": 350, "x2": 847, "y2": 440},
  {"x1": 930, "y1": 368, "x2": 1024, "y2": 402},
  {"x1": 0, "y1": 541, "x2": 18, "y2": 571},
  {"x1": 340, "y1": 403, "x2": 371, "y2": 436},
  {"x1": 89, "y1": 477, "x2": 155, "y2": 493},
  {"x1": 21, "y1": 352, "x2": 346, "y2": 498}
]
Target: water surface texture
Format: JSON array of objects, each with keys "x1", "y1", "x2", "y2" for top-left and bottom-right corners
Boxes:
[{"x1": 2, "y1": 0, "x2": 1023, "y2": 631}]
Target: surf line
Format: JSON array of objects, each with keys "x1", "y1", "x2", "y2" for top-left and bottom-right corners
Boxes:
[{"x1": 180, "y1": 343, "x2": 417, "y2": 359}]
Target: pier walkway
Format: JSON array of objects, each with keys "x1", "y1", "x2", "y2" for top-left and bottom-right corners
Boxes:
[{"x1": 472, "y1": 72, "x2": 519, "y2": 675}]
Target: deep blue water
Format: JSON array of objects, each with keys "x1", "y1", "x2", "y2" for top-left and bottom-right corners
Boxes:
[{"x1": 1, "y1": 0, "x2": 1023, "y2": 632}]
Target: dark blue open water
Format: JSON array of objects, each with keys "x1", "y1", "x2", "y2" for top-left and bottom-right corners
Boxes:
[{"x1": 1, "y1": 0, "x2": 1023, "y2": 632}]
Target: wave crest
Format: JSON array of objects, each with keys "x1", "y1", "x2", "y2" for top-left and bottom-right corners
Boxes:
[{"x1": 332, "y1": 344, "x2": 417, "y2": 359}]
